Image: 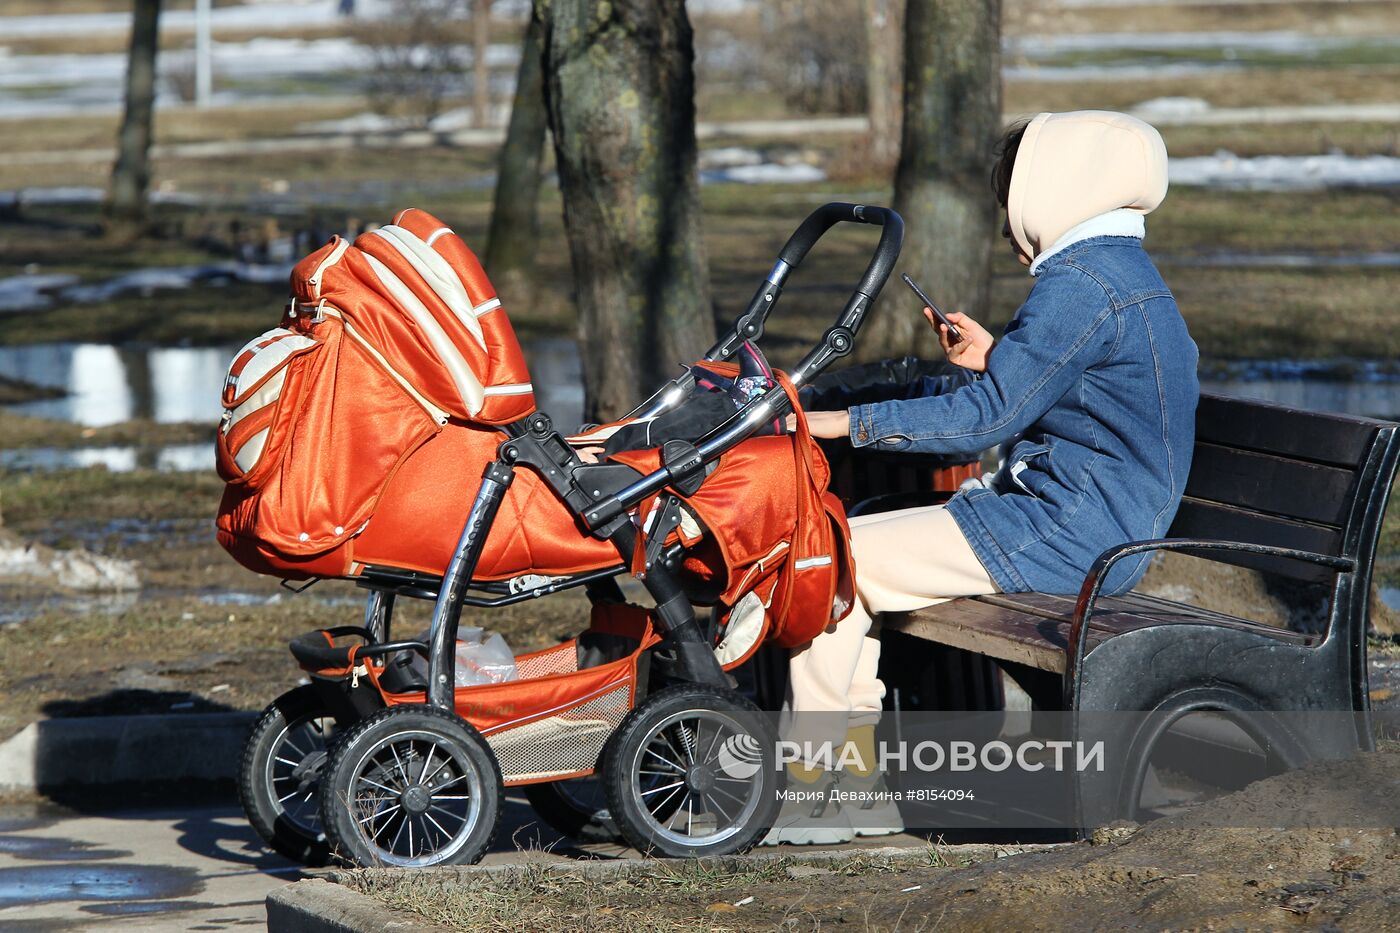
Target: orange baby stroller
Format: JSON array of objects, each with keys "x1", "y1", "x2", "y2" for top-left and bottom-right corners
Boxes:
[{"x1": 223, "y1": 203, "x2": 903, "y2": 866}]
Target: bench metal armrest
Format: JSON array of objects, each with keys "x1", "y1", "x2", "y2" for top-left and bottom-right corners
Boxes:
[{"x1": 1063, "y1": 538, "x2": 1355, "y2": 707}]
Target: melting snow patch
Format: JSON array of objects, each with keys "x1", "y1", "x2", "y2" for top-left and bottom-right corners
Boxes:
[
  {"x1": 0, "y1": 274, "x2": 81, "y2": 313},
  {"x1": 1169, "y1": 152, "x2": 1400, "y2": 191},
  {"x1": 705, "y1": 163, "x2": 827, "y2": 185},
  {"x1": 0, "y1": 529, "x2": 140, "y2": 592},
  {"x1": 1133, "y1": 97, "x2": 1212, "y2": 119}
]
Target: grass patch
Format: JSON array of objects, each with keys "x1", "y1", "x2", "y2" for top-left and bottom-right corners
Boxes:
[
  {"x1": 1023, "y1": 0, "x2": 1400, "y2": 39},
  {"x1": 0, "y1": 412, "x2": 213, "y2": 449},
  {"x1": 0, "y1": 375, "x2": 64, "y2": 406},
  {"x1": 1033, "y1": 41, "x2": 1400, "y2": 72},
  {"x1": 0, "y1": 463, "x2": 592, "y2": 733},
  {"x1": 1005, "y1": 65, "x2": 1400, "y2": 113},
  {"x1": 1, "y1": 466, "x2": 224, "y2": 528},
  {"x1": 1380, "y1": 485, "x2": 1400, "y2": 563},
  {"x1": 338, "y1": 847, "x2": 976, "y2": 933}
]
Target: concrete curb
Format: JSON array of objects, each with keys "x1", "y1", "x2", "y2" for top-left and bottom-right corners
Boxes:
[
  {"x1": 0, "y1": 712, "x2": 256, "y2": 790},
  {"x1": 268, "y1": 843, "x2": 1067, "y2": 932},
  {"x1": 267, "y1": 879, "x2": 449, "y2": 933}
]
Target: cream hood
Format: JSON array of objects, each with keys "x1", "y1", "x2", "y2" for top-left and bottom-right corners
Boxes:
[{"x1": 1007, "y1": 111, "x2": 1169, "y2": 261}]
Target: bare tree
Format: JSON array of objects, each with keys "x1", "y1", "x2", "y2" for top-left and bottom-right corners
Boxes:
[
  {"x1": 762, "y1": 0, "x2": 866, "y2": 115},
  {"x1": 867, "y1": 0, "x2": 1002, "y2": 361},
  {"x1": 484, "y1": 14, "x2": 546, "y2": 310},
  {"x1": 864, "y1": 0, "x2": 903, "y2": 167},
  {"x1": 362, "y1": 0, "x2": 470, "y2": 126},
  {"x1": 537, "y1": 0, "x2": 715, "y2": 422},
  {"x1": 107, "y1": 0, "x2": 164, "y2": 229},
  {"x1": 472, "y1": 0, "x2": 493, "y2": 126}
]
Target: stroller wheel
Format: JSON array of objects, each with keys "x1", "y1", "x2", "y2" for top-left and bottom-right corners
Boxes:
[
  {"x1": 522, "y1": 776, "x2": 620, "y2": 844},
  {"x1": 319, "y1": 705, "x2": 502, "y2": 867},
  {"x1": 239, "y1": 685, "x2": 335, "y2": 866},
  {"x1": 603, "y1": 684, "x2": 780, "y2": 858}
]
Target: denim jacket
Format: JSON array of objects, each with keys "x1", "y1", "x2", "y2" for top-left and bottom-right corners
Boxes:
[{"x1": 849, "y1": 236, "x2": 1199, "y2": 594}]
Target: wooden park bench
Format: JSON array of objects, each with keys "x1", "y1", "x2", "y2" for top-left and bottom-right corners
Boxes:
[{"x1": 873, "y1": 394, "x2": 1399, "y2": 821}]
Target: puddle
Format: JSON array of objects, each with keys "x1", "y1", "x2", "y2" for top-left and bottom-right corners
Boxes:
[
  {"x1": 1383, "y1": 587, "x2": 1399, "y2": 612},
  {"x1": 0, "y1": 592, "x2": 139, "y2": 627},
  {"x1": 0, "y1": 445, "x2": 212, "y2": 473},
  {"x1": 0, "y1": 344, "x2": 232, "y2": 427},
  {"x1": 0, "y1": 863, "x2": 201, "y2": 908},
  {"x1": 0, "y1": 814, "x2": 57, "y2": 834},
  {"x1": 1199, "y1": 359, "x2": 1400, "y2": 422},
  {"x1": 0, "y1": 836, "x2": 129, "y2": 862},
  {"x1": 82, "y1": 900, "x2": 219, "y2": 916},
  {"x1": 0, "y1": 337, "x2": 585, "y2": 437}
]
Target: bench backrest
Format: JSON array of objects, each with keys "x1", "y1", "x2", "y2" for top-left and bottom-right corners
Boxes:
[{"x1": 1168, "y1": 394, "x2": 1400, "y2": 583}]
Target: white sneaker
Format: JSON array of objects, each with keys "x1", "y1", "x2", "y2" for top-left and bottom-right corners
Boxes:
[
  {"x1": 839, "y1": 770, "x2": 905, "y2": 837},
  {"x1": 758, "y1": 773, "x2": 853, "y2": 846}
]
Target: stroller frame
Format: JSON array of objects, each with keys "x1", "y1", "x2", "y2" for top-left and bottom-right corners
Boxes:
[
  {"x1": 413, "y1": 202, "x2": 902, "y2": 707},
  {"x1": 240, "y1": 203, "x2": 903, "y2": 866}
]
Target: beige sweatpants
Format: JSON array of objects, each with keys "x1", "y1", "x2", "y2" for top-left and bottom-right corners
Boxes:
[{"x1": 786, "y1": 505, "x2": 999, "y2": 727}]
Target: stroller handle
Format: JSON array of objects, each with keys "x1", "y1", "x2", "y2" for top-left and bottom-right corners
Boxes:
[
  {"x1": 622, "y1": 203, "x2": 903, "y2": 422},
  {"x1": 584, "y1": 205, "x2": 904, "y2": 528},
  {"x1": 707, "y1": 202, "x2": 904, "y2": 386}
]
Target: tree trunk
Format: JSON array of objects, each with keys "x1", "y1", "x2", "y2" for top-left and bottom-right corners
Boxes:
[
  {"x1": 483, "y1": 14, "x2": 546, "y2": 311},
  {"x1": 864, "y1": 0, "x2": 902, "y2": 168},
  {"x1": 473, "y1": 0, "x2": 493, "y2": 127},
  {"x1": 107, "y1": 0, "x2": 164, "y2": 229},
  {"x1": 537, "y1": 0, "x2": 715, "y2": 422},
  {"x1": 869, "y1": 0, "x2": 1002, "y2": 362}
]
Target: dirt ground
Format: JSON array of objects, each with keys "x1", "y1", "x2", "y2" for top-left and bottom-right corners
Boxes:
[{"x1": 340, "y1": 751, "x2": 1400, "y2": 933}]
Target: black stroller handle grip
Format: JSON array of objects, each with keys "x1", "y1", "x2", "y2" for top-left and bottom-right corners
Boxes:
[
  {"x1": 778, "y1": 202, "x2": 903, "y2": 299},
  {"x1": 706, "y1": 202, "x2": 904, "y2": 383}
]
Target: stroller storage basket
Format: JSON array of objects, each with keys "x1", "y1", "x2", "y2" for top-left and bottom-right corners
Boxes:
[{"x1": 305, "y1": 606, "x2": 658, "y2": 786}]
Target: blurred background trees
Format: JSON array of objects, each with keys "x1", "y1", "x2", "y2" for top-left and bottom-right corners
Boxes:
[
  {"x1": 536, "y1": 0, "x2": 715, "y2": 422},
  {"x1": 483, "y1": 14, "x2": 546, "y2": 314},
  {"x1": 879, "y1": 0, "x2": 1003, "y2": 361},
  {"x1": 106, "y1": 0, "x2": 164, "y2": 232}
]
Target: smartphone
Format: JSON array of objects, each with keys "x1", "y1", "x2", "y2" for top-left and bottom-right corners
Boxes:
[{"x1": 901, "y1": 272, "x2": 961, "y2": 344}]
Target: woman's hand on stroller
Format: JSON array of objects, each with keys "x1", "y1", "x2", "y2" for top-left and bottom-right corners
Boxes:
[
  {"x1": 786, "y1": 410, "x2": 851, "y2": 440},
  {"x1": 928, "y1": 308, "x2": 994, "y2": 373}
]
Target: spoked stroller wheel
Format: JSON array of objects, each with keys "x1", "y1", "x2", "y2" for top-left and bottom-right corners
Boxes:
[
  {"x1": 522, "y1": 776, "x2": 620, "y2": 844},
  {"x1": 319, "y1": 706, "x2": 503, "y2": 867},
  {"x1": 603, "y1": 684, "x2": 781, "y2": 858},
  {"x1": 239, "y1": 685, "x2": 335, "y2": 866}
]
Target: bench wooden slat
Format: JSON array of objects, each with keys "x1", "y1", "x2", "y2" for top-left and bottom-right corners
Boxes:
[
  {"x1": 889, "y1": 593, "x2": 1316, "y2": 675},
  {"x1": 1184, "y1": 442, "x2": 1357, "y2": 526},
  {"x1": 982, "y1": 592, "x2": 1318, "y2": 643},
  {"x1": 1167, "y1": 498, "x2": 1342, "y2": 582},
  {"x1": 1195, "y1": 395, "x2": 1380, "y2": 468},
  {"x1": 885, "y1": 600, "x2": 1075, "y2": 673}
]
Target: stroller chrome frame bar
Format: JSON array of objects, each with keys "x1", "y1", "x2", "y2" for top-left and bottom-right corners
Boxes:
[{"x1": 421, "y1": 202, "x2": 905, "y2": 712}]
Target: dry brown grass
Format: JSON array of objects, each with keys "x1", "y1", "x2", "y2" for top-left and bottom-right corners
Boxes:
[
  {"x1": 1006, "y1": 64, "x2": 1400, "y2": 114},
  {"x1": 1009, "y1": 0, "x2": 1400, "y2": 38}
]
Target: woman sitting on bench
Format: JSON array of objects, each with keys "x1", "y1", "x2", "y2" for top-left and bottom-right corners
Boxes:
[{"x1": 764, "y1": 110, "x2": 1200, "y2": 846}]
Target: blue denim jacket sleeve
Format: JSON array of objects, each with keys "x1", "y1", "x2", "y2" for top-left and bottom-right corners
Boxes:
[{"x1": 848, "y1": 264, "x2": 1118, "y2": 457}]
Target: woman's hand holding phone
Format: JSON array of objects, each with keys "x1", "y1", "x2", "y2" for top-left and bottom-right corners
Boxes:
[{"x1": 929, "y1": 308, "x2": 994, "y2": 373}]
